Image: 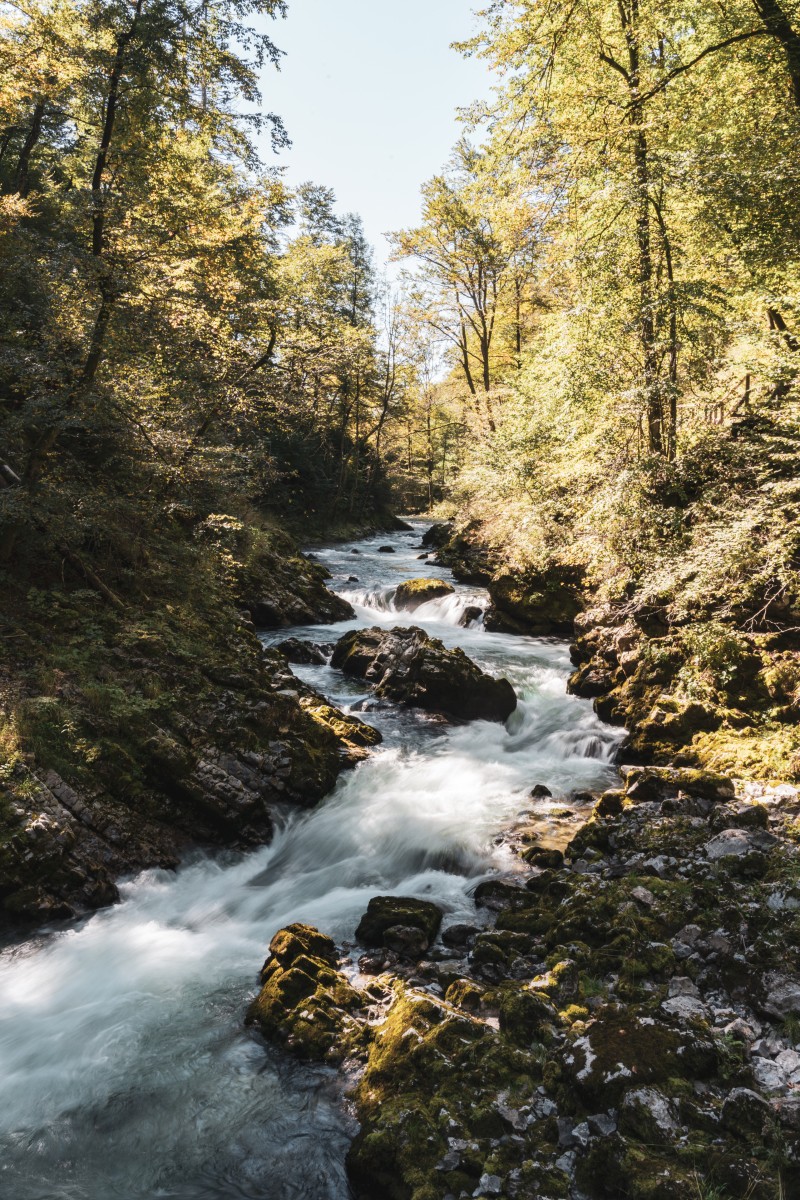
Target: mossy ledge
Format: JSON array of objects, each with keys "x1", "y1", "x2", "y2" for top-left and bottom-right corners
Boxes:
[
  {"x1": 429, "y1": 518, "x2": 800, "y2": 782},
  {"x1": 0, "y1": 517, "x2": 378, "y2": 929},
  {"x1": 250, "y1": 766, "x2": 800, "y2": 1200}
]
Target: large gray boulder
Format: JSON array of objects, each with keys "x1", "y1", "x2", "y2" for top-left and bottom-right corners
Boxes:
[{"x1": 330, "y1": 625, "x2": 517, "y2": 722}]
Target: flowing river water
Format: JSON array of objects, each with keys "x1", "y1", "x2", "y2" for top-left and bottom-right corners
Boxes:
[{"x1": 0, "y1": 521, "x2": 624, "y2": 1200}]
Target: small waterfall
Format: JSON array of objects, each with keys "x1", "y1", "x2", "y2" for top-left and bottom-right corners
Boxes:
[{"x1": 341, "y1": 585, "x2": 488, "y2": 628}]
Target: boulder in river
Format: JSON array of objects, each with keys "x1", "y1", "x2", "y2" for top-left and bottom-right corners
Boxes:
[
  {"x1": 356, "y1": 895, "x2": 443, "y2": 956},
  {"x1": 377, "y1": 545, "x2": 395, "y2": 553},
  {"x1": 275, "y1": 637, "x2": 333, "y2": 665},
  {"x1": 330, "y1": 625, "x2": 517, "y2": 722},
  {"x1": 421, "y1": 521, "x2": 454, "y2": 549},
  {"x1": 393, "y1": 578, "x2": 455, "y2": 611},
  {"x1": 247, "y1": 923, "x2": 364, "y2": 1061}
]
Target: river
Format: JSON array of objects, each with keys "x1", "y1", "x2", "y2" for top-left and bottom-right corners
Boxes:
[{"x1": 0, "y1": 520, "x2": 623, "y2": 1200}]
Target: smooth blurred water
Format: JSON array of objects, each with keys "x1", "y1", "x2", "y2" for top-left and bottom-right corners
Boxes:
[{"x1": 0, "y1": 520, "x2": 623, "y2": 1200}]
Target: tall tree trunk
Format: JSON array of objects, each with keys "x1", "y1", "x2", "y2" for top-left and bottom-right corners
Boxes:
[
  {"x1": 619, "y1": 0, "x2": 664, "y2": 455},
  {"x1": 753, "y1": 0, "x2": 800, "y2": 105}
]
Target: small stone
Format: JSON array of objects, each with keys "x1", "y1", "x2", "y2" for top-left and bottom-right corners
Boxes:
[
  {"x1": 751, "y1": 1034, "x2": 782, "y2": 1058},
  {"x1": 704, "y1": 828, "x2": 778, "y2": 860},
  {"x1": 474, "y1": 1174, "x2": 503, "y2": 1197},
  {"x1": 570, "y1": 1121, "x2": 591, "y2": 1148},
  {"x1": 587, "y1": 1112, "x2": 618, "y2": 1137},
  {"x1": 761, "y1": 972, "x2": 800, "y2": 1019},
  {"x1": 751, "y1": 1056, "x2": 788, "y2": 1093},
  {"x1": 721, "y1": 1087, "x2": 772, "y2": 1136},
  {"x1": 441, "y1": 923, "x2": 478, "y2": 948},
  {"x1": 631, "y1": 886, "x2": 656, "y2": 907},
  {"x1": 642, "y1": 855, "x2": 676, "y2": 877},
  {"x1": 668, "y1": 976, "x2": 701, "y2": 998},
  {"x1": 775, "y1": 1048, "x2": 800, "y2": 1083},
  {"x1": 723, "y1": 1018, "x2": 757, "y2": 1043},
  {"x1": 661, "y1": 995, "x2": 710, "y2": 1022},
  {"x1": 620, "y1": 1087, "x2": 679, "y2": 1144}
]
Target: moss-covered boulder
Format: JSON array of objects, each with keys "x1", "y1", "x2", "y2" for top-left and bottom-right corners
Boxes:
[
  {"x1": 331, "y1": 626, "x2": 517, "y2": 723},
  {"x1": 485, "y1": 564, "x2": 586, "y2": 636},
  {"x1": 246, "y1": 923, "x2": 365, "y2": 1062},
  {"x1": 355, "y1": 896, "x2": 443, "y2": 954},
  {"x1": 393, "y1": 578, "x2": 455, "y2": 611},
  {"x1": 561, "y1": 1010, "x2": 716, "y2": 1103}
]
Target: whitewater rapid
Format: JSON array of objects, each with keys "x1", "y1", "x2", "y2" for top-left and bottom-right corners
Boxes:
[{"x1": 0, "y1": 521, "x2": 623, "y2": 1200}]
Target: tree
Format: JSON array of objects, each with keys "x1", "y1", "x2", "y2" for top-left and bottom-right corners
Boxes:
[{"x1": 390, "y1": 140, "x2": 542, "y2": 432}]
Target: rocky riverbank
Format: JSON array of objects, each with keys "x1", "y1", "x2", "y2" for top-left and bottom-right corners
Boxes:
[
  {"x1": 0, "y1": 521, "x2": 377, "y2": 928},
  {"x1": 252, "y1": 765, "x2": 800, "y2": 1200},
  {"x1": 246, "y1": 523, "x2": 800, "y2": 1199},
  {"x1": 424, "y1": 520, "x2": 800, "y2": 783}
]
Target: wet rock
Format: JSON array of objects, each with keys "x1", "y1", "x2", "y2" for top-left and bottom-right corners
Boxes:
[
  {"x1": 522, "y1": 847, "x2": 564, "y2": 869},
  {"x1": 530, "y1": 783, "x2": 553, "y2": 799},
  {"x1": 393, "y1": 578, "x2": 455, "y2": 611},
  {"x1": 459, "y1": 605, "x2": 485, "y2": 628},
  {"x1": 275, "y1": 637, "x2": 332, "y2": 665},
  {"x1": 246, "y1": 923, "x2": 364, "y2": 1061},
  {"x1": 473, "y1": 879, "x2": 536, "y2": 910},
  {"x1": 331, "y1": 625, "x2": 517, "y2": 723},
  {"x1": 442, "y1": 923, "x2": 479, "y2": 948},
  {"x1": 377, "y1": 545, "x2": 395, "y2": 553},
  {"x1": 383, "y1": 924, "x2": 431, "y2": 960},
  {"x1": 355, "y1": 896, "x2": 443, "y2": 952},
  {"x1": 358, "y1": 949, "x2": 397, "y2": 975}
]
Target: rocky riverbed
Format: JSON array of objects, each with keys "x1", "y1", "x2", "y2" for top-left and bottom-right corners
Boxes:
[
  {"x1": 248, "y1": 523, "x2": 800, "y2": 1200},
  {"x1": 255, "y1": 765, "x2": 800, "y2": 1199}
]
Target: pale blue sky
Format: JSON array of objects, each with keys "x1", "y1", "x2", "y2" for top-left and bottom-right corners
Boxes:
[{"x1": 257, "y1": 0, "x2": 492, "y2": 268}]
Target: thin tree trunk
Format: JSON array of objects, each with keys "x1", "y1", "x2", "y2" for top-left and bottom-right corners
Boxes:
[
  {"x1": 14, "y1": 98, "x2": 45, "y2": 196},
  {"x1": 652, "y1": 197, "x2": 678, "y2": 459}
]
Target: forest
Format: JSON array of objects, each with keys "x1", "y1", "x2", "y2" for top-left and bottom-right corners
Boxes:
[{"x1": 1, "y1": 0, "x2": 800, "y2": 1198}]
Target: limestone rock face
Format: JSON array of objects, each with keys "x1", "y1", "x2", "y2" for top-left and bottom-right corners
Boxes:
[
  {"x1": 0, "y1": 648, "x2": 381, "y2": 929},
  {"x1": 238, "y1": 530, "x2": 354, "y2": 628},
  {"x1": 331, "y1": 625, "x2": 517, "y2": 723}
]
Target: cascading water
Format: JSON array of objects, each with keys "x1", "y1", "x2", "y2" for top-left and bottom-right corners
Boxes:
[{"x1": 0, "y1": 521, "x2": 624, "y2": 1200}]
